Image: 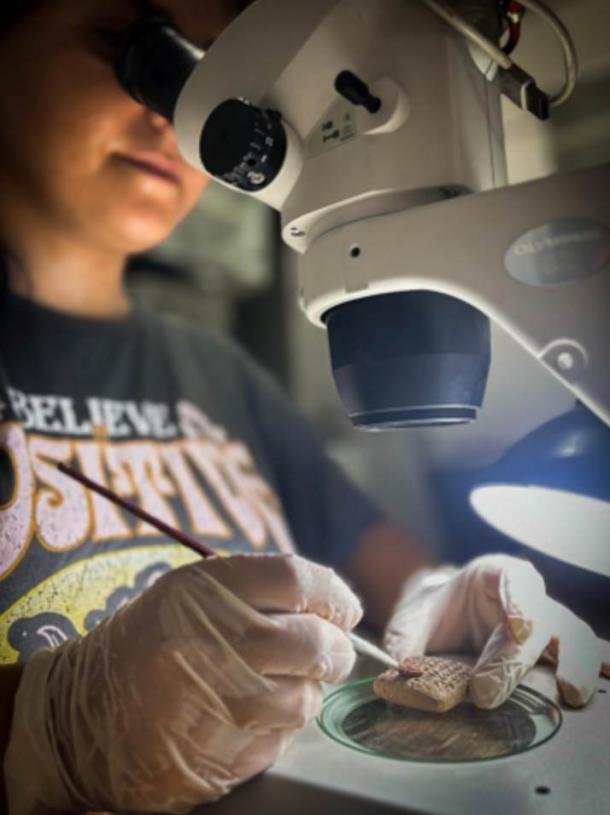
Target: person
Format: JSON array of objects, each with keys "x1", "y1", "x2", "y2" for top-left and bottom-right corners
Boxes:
[{"x1": 0, "y1": 1, "x2": 607, "y2": 813}]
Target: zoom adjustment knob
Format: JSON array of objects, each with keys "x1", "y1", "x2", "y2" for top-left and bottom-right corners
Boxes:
[{"x1": 200, "y1": 98, "x2": 287, "y2": 192}]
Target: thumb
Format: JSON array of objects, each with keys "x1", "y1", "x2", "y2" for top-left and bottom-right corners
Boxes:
[
  {"x1": 497, "y1": 558, "x2": 548, "y2": 645},
  {"x1": 469, "y1": 619, "x2": 551, "y2": 709}
]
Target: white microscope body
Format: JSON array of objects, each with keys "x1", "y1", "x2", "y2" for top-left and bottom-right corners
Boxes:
[{"x1": 118, "y1": 0, "x2": 610, "y2": 427}]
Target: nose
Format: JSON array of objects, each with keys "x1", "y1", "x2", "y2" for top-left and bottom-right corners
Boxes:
[{"x1": 146, "y1": 108, "x2": 173, "y2": 132}]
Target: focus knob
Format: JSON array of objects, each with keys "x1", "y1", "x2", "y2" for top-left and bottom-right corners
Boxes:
[{"x1": 200, "y1": 98, "x2": 287, "y2": 192}]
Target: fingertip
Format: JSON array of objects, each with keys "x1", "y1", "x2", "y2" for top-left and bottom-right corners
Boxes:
[
  {"x1": 505, "y1": 614, "x2": 534, "y2": 646},
  {"x1": 468, "y1": 677, "x2": 508, "y2": 710},
  {"x1": 315, "y1": 618, "x2": 357, "y2": 684},
  {"x1": 327, "y1": 569, "x2": 364, "y2": 631},
  {"x1": 338, "y1": 643, "x2": 358, "y2": 683},
  {"x1": 301, "y1": 679, "x2": 325, "y2": 723},
  {"x1": 557, "y1": 676, "x2": 594, "y2": 708},
  {"x1": 318, "y1": 644, "x2": 356, "y2": 685},
  {"x1": 340, "y1": 582, "x2": 364, "y2": 631},
  {"x1": 285, "y1": 558, "x2": 363, "y2": 631}
]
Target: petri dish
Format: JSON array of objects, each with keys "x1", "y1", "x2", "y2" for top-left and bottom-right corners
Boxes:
[{"x1": 318, "y1": 677, "x2": 562, "y2": 763}]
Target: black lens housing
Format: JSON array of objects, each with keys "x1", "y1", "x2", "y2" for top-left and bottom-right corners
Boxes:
[
  {"x1": 324, "y1": 292, "x2": 491, "y2": 429},
  {"x1": 114, "y1": 17, "x2": 202, "y2": 121}
]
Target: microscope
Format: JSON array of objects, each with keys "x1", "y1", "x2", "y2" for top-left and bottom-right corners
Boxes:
[{"x1": 113, "y1": 0, "x2": 610, "y2": 572}]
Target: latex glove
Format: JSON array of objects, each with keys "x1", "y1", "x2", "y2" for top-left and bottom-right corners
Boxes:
[
  {"x1": 5, "y1": 553, "x2": 362, "y2": 814},
  {"x1": 384, "y1": 554, "x2": 609, "y2": 709}
]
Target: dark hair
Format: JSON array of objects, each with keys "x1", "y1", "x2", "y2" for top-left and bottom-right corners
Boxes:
[
  {"x1": 1, "y1": 1, "x2": 255, "y2": 30},
  {"x1": 0, "y1": 1, "x2": 41, "y2": 28},
  {"x1": 0, "y1": 0, "x2": 31, "y2": 291},
  {"x1": 0, "y1": 1, "x2": 31, "y2": 284}
]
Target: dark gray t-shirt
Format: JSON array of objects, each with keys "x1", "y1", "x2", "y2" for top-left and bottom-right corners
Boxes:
[{"x1": 0, "y1": 292, "x2": 383, "y2": 664}]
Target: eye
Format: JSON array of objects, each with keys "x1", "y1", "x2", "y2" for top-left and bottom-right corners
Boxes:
[
  {"x1": 88, "y1": 17, "x2": 133, "y2": 62},
  {"x1": 92, "y1": 26, "x2": 124, "y2": 48},
  {"x1": 88, "y1": 13, "x2": 181, "y2": 64}
]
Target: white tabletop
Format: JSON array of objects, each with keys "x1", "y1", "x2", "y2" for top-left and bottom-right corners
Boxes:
[{"x1": 201, "y1": 654, "x2": 610, "y2": 815}]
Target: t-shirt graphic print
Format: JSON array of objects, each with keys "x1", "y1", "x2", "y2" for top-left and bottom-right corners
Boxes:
[
  {"x1": 0, "y1": 291, "x2": 382, "y2": 666},
  {"x1": 0, "y1": 392, "x2": 295, "y2": 664}
]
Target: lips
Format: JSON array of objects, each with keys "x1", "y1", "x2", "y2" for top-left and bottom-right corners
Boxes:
[{"x1": 116, "y1": 151, "x2": 182, "y2": 185}]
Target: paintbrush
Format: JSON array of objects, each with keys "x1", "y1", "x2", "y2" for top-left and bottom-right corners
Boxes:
[
  {"x1": 57, "y1": 461, "x2": 215, "y2": 558},
  {"x1": 57, "y1": 461, "x2": 397, "y2": 669}
]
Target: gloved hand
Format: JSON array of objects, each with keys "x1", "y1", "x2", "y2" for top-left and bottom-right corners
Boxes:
[
  {"x1": 384, "y1": 554, "x2": 609, "y2": 709},
  {"x1": 4, "y1": 553, "x2": 362, "y2": 814}
]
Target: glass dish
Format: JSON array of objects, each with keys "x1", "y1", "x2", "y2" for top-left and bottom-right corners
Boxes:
[{"x1": 318, "y1": 677, "x2": 562, "y2": 763}]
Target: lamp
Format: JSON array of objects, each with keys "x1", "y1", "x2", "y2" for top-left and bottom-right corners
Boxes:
[{"x1": 470, "y1": 404, "x2": 610, "y2": 577}]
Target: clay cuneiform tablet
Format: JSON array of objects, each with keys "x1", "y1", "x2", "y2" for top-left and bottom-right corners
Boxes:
[{"x1": 373, "y1": 656, "x2": 471, "y2": 713}]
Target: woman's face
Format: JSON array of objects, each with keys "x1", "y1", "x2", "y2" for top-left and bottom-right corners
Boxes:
[{"x1": 0, "y1": 0, "x2": 238, "y2": 255}]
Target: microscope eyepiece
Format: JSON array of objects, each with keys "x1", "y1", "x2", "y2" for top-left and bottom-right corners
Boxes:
[
  {"x1": 113, "y1": 17, "x2": 203, "y2": 122},
  {"x1": 113, "y1": 18, "x2": 288, "y2": 191}
]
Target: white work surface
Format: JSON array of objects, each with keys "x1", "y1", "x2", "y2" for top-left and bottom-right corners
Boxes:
[{"x1": 200, "y1": 655, "x2": 610, "y2": 815}]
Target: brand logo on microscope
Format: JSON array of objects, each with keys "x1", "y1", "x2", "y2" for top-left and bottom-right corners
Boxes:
[
  {"x1": 505, "y1": 219, "x2": 610, "y2": 287},
  {"x1": 513, "y1": 227, "x2": 603, "y2": 256}
]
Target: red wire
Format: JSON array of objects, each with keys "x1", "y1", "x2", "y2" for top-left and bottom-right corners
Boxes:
[
  {"x1": 503, "y1": 1, "x2": 525, "y2": 55},
  {"x1": 504, "y1": 21, "x2": 521, "y2": 54}
]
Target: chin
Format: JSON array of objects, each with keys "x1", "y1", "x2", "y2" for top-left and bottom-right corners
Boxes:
[{"x1": 103, "y1": 209, "x2": 184, "y2": 254}]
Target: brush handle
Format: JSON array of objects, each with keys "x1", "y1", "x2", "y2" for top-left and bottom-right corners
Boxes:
[
  {"x1": 349, "y1": 632, "x2": 398, "y2": 669},
  {"x1": 57, "y1": 462, "x2": 216, "y2": 558}
]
